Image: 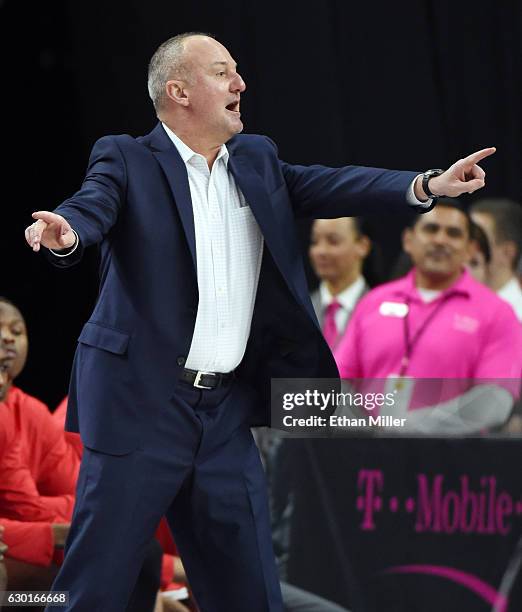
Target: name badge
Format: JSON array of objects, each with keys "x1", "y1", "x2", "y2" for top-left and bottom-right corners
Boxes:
[{"x1": 379, "y1": 301, "x2": 409, "y2": 318}]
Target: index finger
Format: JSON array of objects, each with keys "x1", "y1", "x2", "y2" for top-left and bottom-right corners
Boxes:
[
  {"x1": 463, "y1": 147, "x2": 496, "y2": 166},
  {"x1": 32, "y1": 210, "x2": 63, "y2": 225}
]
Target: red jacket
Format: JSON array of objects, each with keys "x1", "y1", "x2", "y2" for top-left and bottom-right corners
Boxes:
[
  {"x1": 0, "y1": 517, "x2": 54, "y2": 566},
  {"x1": 6, "y1": 387, "x2": 80, "y2": 495},
  {"x1": 0, "y1": 400, "x2": 72, "y2": 523},
  {"x1": 0, "y1": 390, "x2": 79, "y2": 566}
]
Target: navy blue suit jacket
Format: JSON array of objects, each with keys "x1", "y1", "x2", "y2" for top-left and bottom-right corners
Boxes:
[{"x1": 49, "y1": 123, "x2": 418, "y2": 454}]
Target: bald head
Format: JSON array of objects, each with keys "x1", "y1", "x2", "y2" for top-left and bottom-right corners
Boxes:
[{"x1": 148, "y1": 32, "x2": 214, "y2": 113}]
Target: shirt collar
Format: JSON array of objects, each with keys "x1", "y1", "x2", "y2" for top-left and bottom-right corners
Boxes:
[
  {"x1": 319, "y1": 276, "x2": 366, "y2": 311},
  {"x1": 393, "y1": 267, "x2": 472, "y2": 302},
  {"x1": 162, "y1": 122, "x2": 229, "y2": 167},
  {"x1": 498, "y1": 277, "x2": 522, "y2": 300}
]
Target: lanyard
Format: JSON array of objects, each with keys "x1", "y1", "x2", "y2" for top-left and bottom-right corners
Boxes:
[{"x1": 399, "y1": 293, "x2": 454, "y2": 376}]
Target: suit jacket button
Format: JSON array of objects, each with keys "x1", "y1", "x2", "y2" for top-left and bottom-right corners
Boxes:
[{"x1": 177, "y1": 356, "x2": 186, "y2": 366}]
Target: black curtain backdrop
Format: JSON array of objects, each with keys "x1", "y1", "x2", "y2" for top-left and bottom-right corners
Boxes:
[{"x1": 2, "y1": 0, "x2": 521, "y2": 406}]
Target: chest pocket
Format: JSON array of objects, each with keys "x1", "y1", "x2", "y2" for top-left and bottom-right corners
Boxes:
[{"x1": 238, "y1": 189, "x2": 249, "y2": 208}]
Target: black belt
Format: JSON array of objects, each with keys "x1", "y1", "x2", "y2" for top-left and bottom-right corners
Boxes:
[{"x1": 180, "y1": 368, "x2": 235, "y2": 389}]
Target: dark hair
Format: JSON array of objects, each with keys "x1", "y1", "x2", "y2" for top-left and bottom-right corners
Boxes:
[
  {"x1": 470, "y1": 198, "x2": 522, "y2": 269},
  {"x1": 349, "y1": 216, "x2": 363, "y2": 237},
  {"x1": 469, "y1": 221, "x2": 491, "y2": 263},
  {"x1": 344, "y1": 217, "x2": 386, "y2": 287},
  {"x1": 410, "y1": 197, "x2": 472, "y2": 236}
]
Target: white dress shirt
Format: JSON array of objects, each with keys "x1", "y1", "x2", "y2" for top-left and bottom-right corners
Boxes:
[
  {"x1": 407, "y1": 179, "x2": 434, "y2": 209},
  {"x1": 498, "y1": 277, "x2": 522, "y2": 323},
  {"x1": 162, "y1": 124, "x2": 264, "y2": 373}
]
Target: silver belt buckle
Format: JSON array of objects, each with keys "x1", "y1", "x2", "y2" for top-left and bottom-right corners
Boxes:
[{"x1": 193, "y1": 370, "x2": 214, "y2": 389}]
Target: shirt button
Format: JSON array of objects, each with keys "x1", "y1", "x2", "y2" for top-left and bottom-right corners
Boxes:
[{"x1": 177, "y1": 356, "x2": 186, "y2": 366}]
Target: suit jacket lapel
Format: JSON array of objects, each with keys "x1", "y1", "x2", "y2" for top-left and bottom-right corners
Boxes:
[
  {"x1": 147, "y1": 124, "x2": 197, "y2": 271},
  {"x1": 228, "y1": 154, "x2": 302, "y2": 307},
  {"x1": 310, "y1": 289, "x2": 322, "y2": 324}
]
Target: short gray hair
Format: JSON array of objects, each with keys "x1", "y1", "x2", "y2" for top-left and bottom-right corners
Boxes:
[{"x1": 147, "y1": 32, "x2": 213, "y2": 113}]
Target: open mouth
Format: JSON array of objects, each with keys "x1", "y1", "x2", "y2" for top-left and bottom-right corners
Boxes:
[
  {"x1": 226, "y1": 100, "x2": 240, "y2": 113},
  {"x1": 427, "y1": 249, "x2": 451, "y2": 259}
]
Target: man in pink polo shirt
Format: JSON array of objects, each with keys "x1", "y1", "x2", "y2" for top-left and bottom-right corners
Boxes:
[{"x1": 336, "y1": 200, "x2": 522, "y2": 434}]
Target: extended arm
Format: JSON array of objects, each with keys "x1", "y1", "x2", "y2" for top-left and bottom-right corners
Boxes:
[
  {"x1": 396, "y1": 385, "x2": 513, "y2": 435},
  {"x1": 279, "y1": 145, "x2": 495, "y2": 219},
  {"x1": 24, "y1": 136, "x2": 127, "y2": 265}
]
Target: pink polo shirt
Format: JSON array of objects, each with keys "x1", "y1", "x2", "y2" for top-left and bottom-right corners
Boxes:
[{"x1": 336, "y1": 269, "x2": 522, "y2": 407}]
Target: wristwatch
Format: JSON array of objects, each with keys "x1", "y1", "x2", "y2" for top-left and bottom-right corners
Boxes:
[{"x1": 422, "y1": 168, "x2": 445, "y2": 199}]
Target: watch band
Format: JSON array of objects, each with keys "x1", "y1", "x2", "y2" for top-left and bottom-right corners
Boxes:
[{"x1": 422, "y1": 169, "x2": 445, "y2": 199}]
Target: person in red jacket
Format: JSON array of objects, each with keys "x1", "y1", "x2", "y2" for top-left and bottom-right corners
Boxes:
[
  {"x1": 0, "y1": 299, "x2": 76, "y2": 585},
  {"x1": 0, "y1": 347, "x2": 70, "y2": 590},
  {"x1": 0, "y1": 297, "x2": 80, "y2": 494},
  {"x1": 0, "y1": 342, "x2": 73, "y2": 526},
  {"x1": 0, "y1": 301, "x2": 162, "y2": 608}
]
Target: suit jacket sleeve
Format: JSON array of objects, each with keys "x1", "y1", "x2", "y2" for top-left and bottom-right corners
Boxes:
[
  {"x1": 280, "y1": 158, "x2": 419, "y2": 219},
  {"x1": 45, "y1": 135, "x2": 128, "y2": 267},
  {"x1": 258, "y1": 136, "x2": 419, "y2": 219}
]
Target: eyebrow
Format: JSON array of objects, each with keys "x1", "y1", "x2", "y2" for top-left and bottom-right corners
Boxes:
[
  {"x1": 211, "y1": 60, "x2": 237, "y2": 69},
  {"x1": 422, "y1": 222, "x2": 464, "y2": 232},
  {"x1": 312, "y1": 232, "x2": 342, "y2": 239}
]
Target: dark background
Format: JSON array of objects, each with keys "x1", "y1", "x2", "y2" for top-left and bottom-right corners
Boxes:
[{"x1": 2, "y1": 0, "x2": 521, "y2": 407}]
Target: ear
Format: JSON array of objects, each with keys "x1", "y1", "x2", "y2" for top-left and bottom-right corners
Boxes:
[
  {"x1": 356, "y1": 235, "x2": 371, "y2": 259},
  {"x1": 402, "y1": 227, "x2": 412, "y2": 255},
  {"x1": 464, "y1": 239, "x2": 477, "y2": 263},
  {"x1": 165, "y1": 80, "x2": 189, "y2": 107},
  {"x1": 501, "y1": 240, "x2": 518, "y2": 267}
]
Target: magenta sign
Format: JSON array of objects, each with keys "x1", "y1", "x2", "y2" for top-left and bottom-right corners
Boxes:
[
  {"x1": 286, "y1": 438, "x2": 522, "y2": 611},
  {"x1": 357, "y1": 469, "x2": 517, "y2": 535}
]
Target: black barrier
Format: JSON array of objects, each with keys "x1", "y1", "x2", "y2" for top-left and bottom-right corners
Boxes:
[{"x1": 284, "y1": 438, "x2": 522, "y2": 612}]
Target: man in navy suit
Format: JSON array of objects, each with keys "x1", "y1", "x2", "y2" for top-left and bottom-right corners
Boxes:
[{"x1": 25, "y1": 32, "x2": 494, "y2": 612}]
